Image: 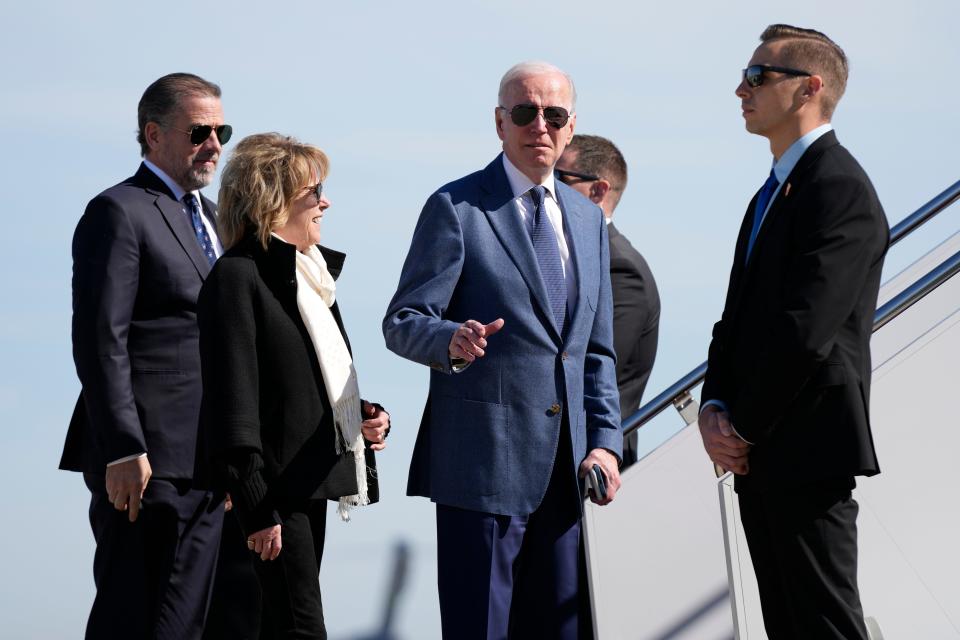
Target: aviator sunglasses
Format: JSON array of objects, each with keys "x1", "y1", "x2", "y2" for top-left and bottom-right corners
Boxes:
[
  {"x1": 742, "y1": 64, "x2": 811, "y2": 88},
  {"x1": 173, "y1": 123, "x2": 234, "y2": 146},
  {"x1": 500, "y1": 104, "x2": 571, "y2": 129}
]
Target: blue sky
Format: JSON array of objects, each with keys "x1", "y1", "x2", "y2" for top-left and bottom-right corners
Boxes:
[{"x1": 2, "y1": 1, "x2": 958, "y2": 638}]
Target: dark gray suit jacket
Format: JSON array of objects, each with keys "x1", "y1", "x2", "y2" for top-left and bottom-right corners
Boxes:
[
  {"x1": 608, "y1": 222, "x2": 660, "y2": 465},
  {"x1": 608, "y1": 221, "x2": 660, "y2": 420},
  {"x1": 61, "y1": 163, "x2": 217, "y2": 478}
]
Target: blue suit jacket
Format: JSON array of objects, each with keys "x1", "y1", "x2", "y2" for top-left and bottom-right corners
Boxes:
[{"x1": 383, "y1": 155, "x2": 622, "y2": 516}]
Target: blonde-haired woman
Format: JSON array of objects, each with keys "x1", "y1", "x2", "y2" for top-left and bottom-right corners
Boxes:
[{"x1": 197, "y1": 133, "x2": 390, "y2": 638}]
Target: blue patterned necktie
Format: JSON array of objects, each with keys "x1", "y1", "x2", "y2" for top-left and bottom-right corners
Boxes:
[
  {"x1": 183, "y1": 193, "x2": 217, "y2": 266},
  {"x1": 528, "y1": 185, "x2": 567, "y2": 334},
  {"x1": 745, "y1": 169, "x2": 780, "y2": 261}
]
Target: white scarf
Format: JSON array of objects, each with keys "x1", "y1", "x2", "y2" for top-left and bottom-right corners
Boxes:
[{"x1": 290, "y1": 242, "x2": 368, "y2": 521}]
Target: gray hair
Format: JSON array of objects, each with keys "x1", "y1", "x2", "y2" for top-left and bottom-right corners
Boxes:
[{"x1": 498, "y1": 61, "x2": 577, "y2": 111}]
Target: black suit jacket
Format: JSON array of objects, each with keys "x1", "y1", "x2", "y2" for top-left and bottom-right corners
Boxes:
[
  {"x1": 608, "y1": 222, "x2": 660, "y2": 420},
  {"x1": 196, "y1": 234, "x2": 378, "y2": 533},
  {"x1": 61, "y1": 163, "x2": 217, "y2": 478},
  {"x1": 702, "y1": 131, "x2": 889, "y2": 492}
]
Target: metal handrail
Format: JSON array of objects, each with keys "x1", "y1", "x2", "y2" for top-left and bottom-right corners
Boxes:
[
  {"x1": 873, "y1": 249, "x2": 960, "y2": 332},
  {"x1": 890, "y1": 179, "x2": 960, "y2": 245},
  {"x1": 623, "y1": 178, "x2": 960, "y2": 441}
]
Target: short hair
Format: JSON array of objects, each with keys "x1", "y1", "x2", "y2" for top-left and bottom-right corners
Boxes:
[
  {"x1": 760, "y1": 24, "x2": 848, "y2": 119},
  {"x1": 498, "y1": 61, "x2": 577, "y2": 111},
  {"x1": 566, "y1": 134, "x2": 628, "y2": 209},
  {"x1": 136, "y1": 73, "x2": 222, "y2": 156},
  {"x1": 217, "y1": 133, "x2": 329, "y2": 250}
]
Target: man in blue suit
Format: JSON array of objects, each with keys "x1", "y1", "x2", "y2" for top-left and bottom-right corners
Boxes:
[{"x1": 383, "y1": 61, "x2": 622, "y2": 639}]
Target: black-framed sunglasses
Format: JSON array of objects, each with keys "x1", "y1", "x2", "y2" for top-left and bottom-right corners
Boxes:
[
  {"x1": 742, "y1": 64, "x2": 812, "y2": 88},
  {"x1": 174, "y1": 123, "x2": 234, "y2": 146},
  {"x1": 555, "y1": 168, "x2": 600, "y2": 184},
  {"x1": 307, "y1": 181, "x2": 323, "y2": 203},
  {"x1": 500, "y1": 104, "x2": 571, "y2": 129}
]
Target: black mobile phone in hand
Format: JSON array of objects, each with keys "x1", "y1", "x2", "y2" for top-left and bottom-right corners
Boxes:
[{"x1": 586, "y1": 464, "x2": 607, "y2": 500}]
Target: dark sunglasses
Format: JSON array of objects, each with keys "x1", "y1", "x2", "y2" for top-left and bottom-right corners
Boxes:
[
  {"x1": 555, "y1": 168, "x2": 599, "y2": 184},
  {"x1": 307, "y1": 181, "x2": 323, "y2": 202},
  {"x1": 742, "y1": 64, "x2": 811, "y2": 88},
  {"x1": 500, "y1": 104, "x2": 571, "y2": 128},
  {"x1": 174, "y1": 123, "x2": 233, "y2": 146}
]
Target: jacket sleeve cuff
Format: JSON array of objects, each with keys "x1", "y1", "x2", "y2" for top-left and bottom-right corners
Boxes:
[{"x1": 225, "y1": 451, "x2": 280, "y2": 535}]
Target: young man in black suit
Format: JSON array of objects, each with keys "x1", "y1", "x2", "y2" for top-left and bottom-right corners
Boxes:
[
  {"x1": 61, "y1": 73, "x2": 231, "y2": 639},
  {"x1": 698, "y1": 25, "x2": 889, "y2": 639},
  {"x1": 557, "y1": 135, "x2": 660, "y2": 465}
]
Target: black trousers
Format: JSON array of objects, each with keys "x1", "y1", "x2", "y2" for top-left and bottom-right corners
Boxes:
[
  {"x1": 203, "y1": 510, "x2": 264, "y2": 640},
  {"x1": 84, "y1": 474, "x2": 223, "y2": 640},
  {"x1": 251, "y1": 499, "x2": 328, "y2": 639},
  {"x1": 738, "y1": 480, "x2": 868, "y2": 640}
]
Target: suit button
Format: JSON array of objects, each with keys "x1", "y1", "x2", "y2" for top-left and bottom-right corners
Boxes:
[
  {"x1": 549, "y1": 403, "x2": 561, "y2": 416},
  {"x1": 561, "y1": 351, "x2": 569, "y2": 361}
]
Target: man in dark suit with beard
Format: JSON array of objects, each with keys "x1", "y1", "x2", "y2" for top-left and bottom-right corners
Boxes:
[
  {"x1": 697, "y1": 25, "x2": 889, "y2": 639},
  {"x1": 557, "y1": 135, "x2": 660, "y2": 465},
  {"x1": 61, "y1": 73, "x2": 231, "y2": 639}
]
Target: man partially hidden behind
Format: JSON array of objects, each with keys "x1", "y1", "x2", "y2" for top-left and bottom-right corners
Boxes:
[
  {"x1": 61, "y1": 73, "x2": 230, "y2": 639},
  {"x1": 383, "y1": 61, "x2": 622, "y2": 639},
  {"x1": 698, "y1": 25, "x2": 888, "y2": 639},
  {"x1": 557, "y1": 135, "x2": 660, "y2": 465}
]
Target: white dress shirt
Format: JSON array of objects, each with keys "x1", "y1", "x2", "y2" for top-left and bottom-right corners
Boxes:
[{"x1": 501, "y1": 154, "x2": 578, "y2": 314}]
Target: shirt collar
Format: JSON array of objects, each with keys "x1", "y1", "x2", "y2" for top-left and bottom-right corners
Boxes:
[
  {"x1": 502, "y1": 154, "x2": 558, "y2": 202},
  {"x1": 772, "y1": 123, "x2": 833, "y2": 183},
  {"x1": 143, "y1": 158, "x2": 202, "y2": 204}
]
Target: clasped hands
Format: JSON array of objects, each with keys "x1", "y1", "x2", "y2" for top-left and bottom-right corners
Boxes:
[
  {"x1": 360, "y1": 400, "x2": 390, "y2": 451},
  {"x1": 697, "y1": 404, "x2": 750, "y2": 475}
]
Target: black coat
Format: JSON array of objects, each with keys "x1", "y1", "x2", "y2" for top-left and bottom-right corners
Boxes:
[
  {"x1": 197, "y1": 233, "x2": 378, "y2": 533},
  {"x1": 62, "y1": 163, "x2": 217, "y2": 477},
  {"x1": 702, "y1": 131, "x2": 889, "y2": 493},
  {"x1": 608, "y1": 221, "x2": 660, "y2": 420}
]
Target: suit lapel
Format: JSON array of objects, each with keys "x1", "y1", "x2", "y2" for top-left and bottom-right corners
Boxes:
[
  {"x1": 738, "y1": 131, "x2": 838, "y2": 271},
  {"x1": 734, "y1": 131, "x2": 840, "y2": 304},
  {"x1": 479, "y1": 156, "x2": 559, "y2": 339},
  {"x1": 134, "y1": 164, "x2": 213, "y2": 280},
  {"x1": 156, "y1": 195, "x2": 213, "y2": 279}
]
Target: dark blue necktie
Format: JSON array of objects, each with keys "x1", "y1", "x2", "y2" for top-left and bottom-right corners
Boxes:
[
  {"x1": 745, "y1": 169, "x2": 780, "y2": 261},
  {"x1": 183, "y1": 193, "x2": 217, "y2": 266},
  {"x1": 529, "y1": 186, "x2": 567, "y2": 334}
]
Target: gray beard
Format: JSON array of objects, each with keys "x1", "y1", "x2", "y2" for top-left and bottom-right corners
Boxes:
[{"x1": 179, "y1": 166, "x2": 215, "y2": 192}]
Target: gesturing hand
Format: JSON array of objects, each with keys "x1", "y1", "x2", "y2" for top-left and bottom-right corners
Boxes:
[
  {"x1": 448, "y1": 318, "x2": 505, "y2": 363},
  {"x1": 105, "y1": 456, "x2": 152, "y2": 522}
]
